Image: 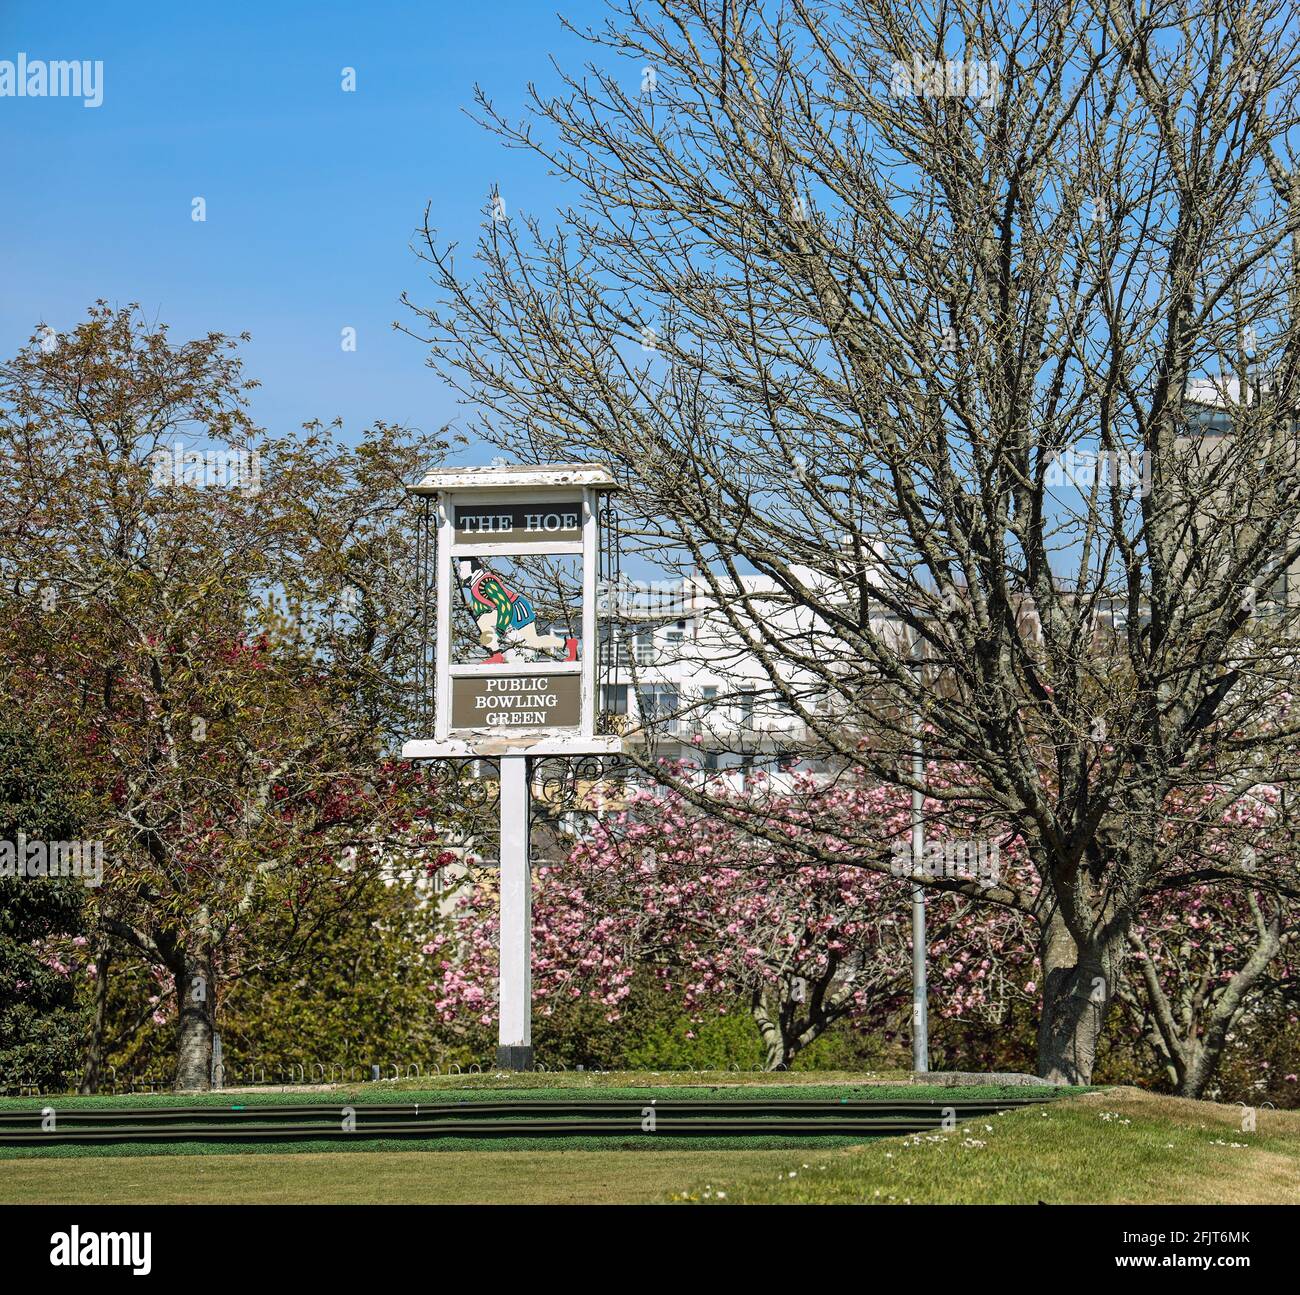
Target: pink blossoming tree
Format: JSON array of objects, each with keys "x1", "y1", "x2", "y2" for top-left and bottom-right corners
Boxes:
[{"x1": 427, "y1": 771, "x2": 1035, "y2": 1068}]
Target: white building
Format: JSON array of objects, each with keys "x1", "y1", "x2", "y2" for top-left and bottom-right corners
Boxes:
[{"x1": 598, "y1": 571, "x2": 845, "y2": 789}]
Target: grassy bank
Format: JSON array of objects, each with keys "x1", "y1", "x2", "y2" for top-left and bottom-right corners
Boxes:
[{"x1": 675, "y1": 1087, "x2": 1300, "y2": 1204}]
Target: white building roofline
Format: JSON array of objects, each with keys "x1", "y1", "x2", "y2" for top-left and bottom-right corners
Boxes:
[{"x1": 1183, "y1": 374, "x2": 1289, "y2": 409}]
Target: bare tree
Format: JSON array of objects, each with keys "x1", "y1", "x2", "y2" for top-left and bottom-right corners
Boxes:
[{"x1": 405, "y1": 0, "x2": 1300, "y2": 1082}]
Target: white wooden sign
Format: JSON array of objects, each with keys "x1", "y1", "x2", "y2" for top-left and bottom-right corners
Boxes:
[
  {"x1": 401, "y1": 463, "x2": 622, "y2": 1069},
  {"x1": 402, "y1": 463, "x2": 622, "y2": 760}
]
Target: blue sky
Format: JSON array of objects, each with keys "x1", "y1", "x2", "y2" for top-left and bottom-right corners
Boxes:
[{"x1": 0, "y1": 1, "x2": 606, "y2": 459}]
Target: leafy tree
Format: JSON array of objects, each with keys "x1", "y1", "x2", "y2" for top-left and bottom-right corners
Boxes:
[
  {"x1": 0, "y1": 304, "x2": 452, "y2": 1089},
  {"x1": 217, "y1": 867, "x2": 451, "y2": 1075},
  {"x1": 0, "y1": 721, "x2": 89, "y2": 1089}
]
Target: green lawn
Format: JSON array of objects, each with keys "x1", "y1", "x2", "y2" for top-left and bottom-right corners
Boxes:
[
  {"x1": 0, "y1": 1146, "x2": 799, "y2": 1204},
  {"x1": 2, "y1": 1086, "x2": 1294, "y2": 1203}
]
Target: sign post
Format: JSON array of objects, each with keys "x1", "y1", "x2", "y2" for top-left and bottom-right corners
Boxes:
[
  {"x1": 403, "y1": 463, "x2": 621, "y2": 1070},
  {"x1": 498, "y1": 755, "x2": 531, "y2": 1068}
]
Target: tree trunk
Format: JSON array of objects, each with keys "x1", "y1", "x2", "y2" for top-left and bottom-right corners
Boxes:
[
  {"x1": 1175, "y1": 1043, "x2": 1213, "y2": 1099},
  {"x1": 751, "y1": 991, "x2": 790, "y2": 1069},
  {"x1": 749, "y1": 984, "x2": 849, "y2": 1070},
  {"x1": 78, "y1": 938, "x2": 112, "y2": 1095},
  {"x1": 1126, "y1": 900, "x2": 1282, "y2": 1100},
  {"x1": 173, "y1": 947, "x2": 215, "y2": 1092},
  {"x1": 1036, "y1": 911, "x2": 1125, "y2": 1085},
  {"x1": 1174, "y1": 997, "x2": 1253, "y2": 1100}
]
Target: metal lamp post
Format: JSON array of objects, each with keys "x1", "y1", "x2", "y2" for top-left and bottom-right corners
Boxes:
[{"x1": 910, "y1": 629, "x2": 930, "y2": 1073}]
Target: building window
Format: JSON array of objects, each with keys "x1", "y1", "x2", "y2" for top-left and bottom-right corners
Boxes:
[
  {"x1": 601, "y1": 683, "x2": 629, "y2": 715},
  {"x1": 638, "y1": 685, "x2": 679, "y2": 729}
]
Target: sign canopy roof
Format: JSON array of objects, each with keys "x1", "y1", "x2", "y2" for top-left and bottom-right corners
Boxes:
[{"x1": 410, "y1": 462, "x2": 620, "y2": 495}]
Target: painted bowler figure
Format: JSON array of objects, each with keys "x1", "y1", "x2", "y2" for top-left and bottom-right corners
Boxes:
[{"x1": 464, "y1": 559, "x2": 578, "y2": 665}]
